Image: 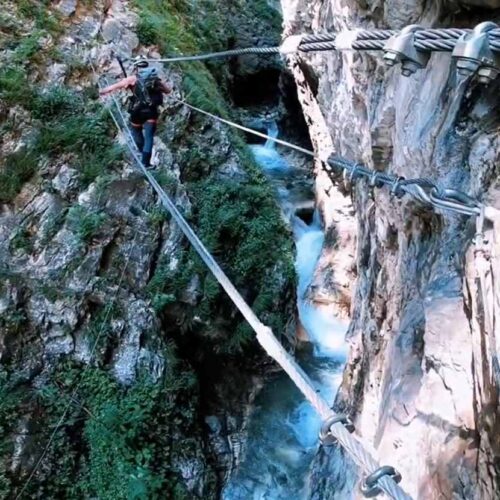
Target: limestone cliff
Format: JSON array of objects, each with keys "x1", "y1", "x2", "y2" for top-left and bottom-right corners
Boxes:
[
  {"x1": 281, "y1": 0, "x2": 500, "y2": 498},
  {"x1": 0, "y1": 1, "x2": 293, "y2": 497}
]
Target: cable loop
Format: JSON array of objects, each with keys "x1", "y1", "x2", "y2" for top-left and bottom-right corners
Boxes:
[
  {"x1": 361, "y1": 466, "x2": 403, "y2": 498},
  {"x1": 349, "y1": 163, "x2": 362, "y2": 183},
  {"x1": 320, "y1": 414, "x2": 355, "y2": 445},
  {"x1": 390, "y1": 176, "x2": 406, "y2": 198},
  {"x1": 369, "y1": 171, "x2": 385, "y2": 188}
]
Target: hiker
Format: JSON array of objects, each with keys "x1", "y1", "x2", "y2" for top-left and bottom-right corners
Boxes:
[{"x1": 99, "y1": 59, "x2": 173, "y2": 168}]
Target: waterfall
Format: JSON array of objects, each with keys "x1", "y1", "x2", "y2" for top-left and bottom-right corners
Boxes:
[
  {"x1": 224, "y1": 122, "x2": 347, "y2": 500},
  {"x1": 265, "y1": 120, "x2": 279, "y2": 149}
]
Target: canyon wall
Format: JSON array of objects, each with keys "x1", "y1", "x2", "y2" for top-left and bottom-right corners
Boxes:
[{"x1": 281, "y1": 0, "x2": 500, "y2": 498}]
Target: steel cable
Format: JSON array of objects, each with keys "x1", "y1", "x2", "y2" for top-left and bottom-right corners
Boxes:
[
  {"x1": 179, "y1": 101, "x2": 483, "y2": 219},
  {"x1": 138, "y1": 25, "x2": 500, "y2": 62}
]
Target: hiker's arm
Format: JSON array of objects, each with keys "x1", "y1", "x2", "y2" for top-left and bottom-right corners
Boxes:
[
  {"x1": 161, "y1": 81, "x2": 173, "y2": 94},
  {"x1": 99, "y1": 75, "x2": 136, "y2": 96}
]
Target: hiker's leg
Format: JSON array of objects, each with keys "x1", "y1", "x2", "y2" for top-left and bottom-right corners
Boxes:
[
  {"x1": 130, "y1": 122, "x2": 145, "y2": 152},
  {"x1": 142, "y1": 120, "x2": 157, "y2": 167}
]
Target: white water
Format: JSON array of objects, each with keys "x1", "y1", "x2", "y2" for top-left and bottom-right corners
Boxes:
[{"x1": 223, "y1": 123, "x2": 347, "y2": 500}]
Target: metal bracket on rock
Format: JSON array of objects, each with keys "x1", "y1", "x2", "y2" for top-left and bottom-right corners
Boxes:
[
  {"x1": 383, "y1": 25, "x2": 430, "y2": 76},
  {"x1": 452, "y1": 21, "x2": 500, "y2": 84}
]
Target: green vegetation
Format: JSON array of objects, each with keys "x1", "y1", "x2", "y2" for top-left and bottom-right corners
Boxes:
[
  {"x1": 147, "y1": 173, "x2": 295, "y2": 352},
  {"x1": 0, "y1": 372, "x2": 24, "y2": 497},
  {"x1": 1, "y1": 358, "x2": 213, "y2": 499},
  {"x1": 0, "y1": 308, "x2": 27, "y2": 338},
  {"x1": 9, "y1": 227, "x2": 33, "y2": 253},
  {"x1": 0, "y1": 150, "x2": 38, "y2": 204},
  {"x1": 0, "y1": 66, "x2": 34, "y2": 105},
  {"x1": 67, "y1": 206, "x2": 109, "y2": 243},
  {"x1": 0, "y1": 72, "x2": 123, "y2": 200},
  {"x1": 131, "y1": 0, "x2": 294, "y2": 353},
  {"x1": 31, "y1": 85, "x2": 81, "y2": 119},
  {"x1": 1, "y1": 1, "x2": 290, "y2": 497}
]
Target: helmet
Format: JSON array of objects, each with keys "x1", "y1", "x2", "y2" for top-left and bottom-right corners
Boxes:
[{"x1": 132, "y1": 56, "x2": 149, "y2": 69}]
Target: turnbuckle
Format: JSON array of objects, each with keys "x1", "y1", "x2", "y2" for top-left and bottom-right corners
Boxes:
[
  {"x1": 383, "y1": 25, "x2": 430, "y2": 76},
  {"x1": 452, "y1": 22, "x2": 500, "y2": 85}
]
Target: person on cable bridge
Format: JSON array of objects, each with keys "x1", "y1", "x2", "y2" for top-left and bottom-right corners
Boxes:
[{"x1": 99, "y1": 58, "x2": 173, "y2": 169}]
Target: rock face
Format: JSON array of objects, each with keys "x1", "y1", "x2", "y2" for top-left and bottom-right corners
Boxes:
[
  {"x1": 281, "y1": 0, "x2": 500, "y2": 498},
  {"x1": 0, "y1": 0, "x2": 293, "y2": 497}
]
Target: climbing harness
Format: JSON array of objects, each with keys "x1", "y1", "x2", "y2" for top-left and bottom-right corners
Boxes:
[{"x1": 139, "y1": 22, "x2": 500, "y2": 83}]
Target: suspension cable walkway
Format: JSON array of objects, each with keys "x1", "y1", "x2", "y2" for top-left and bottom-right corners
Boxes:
[
  {"x1": 95, "y1": 73, "x2": 498, "y2": 498},
  {"x1": 96, "y1": 79, "x2": 413, "y2": 499}
]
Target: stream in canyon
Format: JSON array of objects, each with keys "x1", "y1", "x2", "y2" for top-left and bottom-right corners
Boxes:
[{"x1": 223, "y1": 124, "x2": 348, "y2": 499}]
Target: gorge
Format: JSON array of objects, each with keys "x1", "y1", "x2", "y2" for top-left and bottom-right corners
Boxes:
[{"x1": 0, "y1": 1, "x2": 499, "y2": 499}]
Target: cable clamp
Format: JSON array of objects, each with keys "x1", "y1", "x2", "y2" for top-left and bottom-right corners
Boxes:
[
  {"x1": 452, "y1": 22, "x2": 500, "y2": 85},
  {"x1": 280, "y1": 35, "x2": 305, "y2": 54},
  {"x1": 383, "y1": 24, "x2": 430, "y2": 76},
  {"x1": 360, "y1": 466, "x2": 402, "y2": 498},
  {"x1": 319, "y1": 414, "x2": 355, "y2": 446}
]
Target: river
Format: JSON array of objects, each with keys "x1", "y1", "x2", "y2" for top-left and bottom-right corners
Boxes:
[{"x1": 223, "y1": 123, "x2": 348, "y2": 499}]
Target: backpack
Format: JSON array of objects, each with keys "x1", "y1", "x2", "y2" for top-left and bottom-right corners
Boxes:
[{"x1": 128, "y1": 68, "x2": 163, "y2": 114}]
